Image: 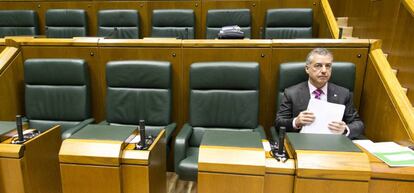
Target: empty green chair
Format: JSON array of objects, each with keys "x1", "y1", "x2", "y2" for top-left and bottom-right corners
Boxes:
[
  {"x1": 206, "y1": 9, "x2": 251, "y2": 39},
  {"x1": 271, "y1": 62, "x2": 355, "y2": 140},
  {"x1": 97, "y1": 10, "x2": 140, "y2": 39},
  {"x1": 264, "y1": 8, "x2": 313, "y2": 39},
  {"x1": 151, "y1": 9, "x2": 195, "y2": 39},
  {"x1": 24, "y1": 59, "x2": 93, "y2": 139},
  {"x1": 174, "y1": 62, "x2": 265, "y2": 181},
  {"x1": 104, "y1": 60, "x2": 176, "y2": 156},
  {"x1": 0, "y1": 10, "x2": 39, "y2": 38},
  {"x1": 45, "y1": 9, "x2": 88, "y2": 38}
]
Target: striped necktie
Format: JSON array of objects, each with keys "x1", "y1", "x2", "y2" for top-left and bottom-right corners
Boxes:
[{"x1": 313, "y1": 88, "x2": 323, "y2": 100}]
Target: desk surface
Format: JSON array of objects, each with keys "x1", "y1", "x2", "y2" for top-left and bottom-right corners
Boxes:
[
  {"x1": 0, "y1": 121, "x2": 15, "y2": 136},
  {"x1": 201, "y1": 130, "x2": 262, "y2": 148},
  {"x1": 70, "y1": 124, "x2": 136, "y2": 141}
]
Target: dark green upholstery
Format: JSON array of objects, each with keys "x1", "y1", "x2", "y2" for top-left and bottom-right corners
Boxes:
[
  {"x1": 271, "y1": 62, "x2": 355, "y2": 141},
  {"x1": 45, "y1": 9, "x2": 88, "y2": 38},
  {"x1": 206, "y1": 9, "x2": 251, "y2": 39},
  {"x1": 104, "y1": 60, "x2": 176, "y2": 156},
  {"x1": 0, "y1": 121, "x2": 16, "y2": 136},
  {"x1": 175, "y1": 62, "x2": 265, "y2": 181},
  {"x1": 98, "y1": 10, "x2": 139, "y2": 39},
  {"x1": 264, "y1": 8, "x2": 313, "y2": 39},
  {"x1": 70, "y1": 124, "x2": 136, "y2": 141},
  {"x1": 24, "y1": 59, "x2": 93, "y2": 139},
  {"x1": 0, "y1": 10, "x2": 39, "y2": 38},
  {"x1": 151, "y1": 9, "x2": 195, "y2": 39}
]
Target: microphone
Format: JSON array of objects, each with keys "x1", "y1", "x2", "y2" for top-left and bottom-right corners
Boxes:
[
  {"x1": 338, "y1": 27, "x2": 343, "y2": 39},
  {"x1": 16, "y1": 115, "x2": 24, "y2": 142},
  {"x1": 106, "y1": 27, "x2": 118, "y2": 39},
  {"x1": 185, "y1": 27, "x2": 189, "y2": 39},
  {"x1": 139, "y1": 120, "x2": 146, "y2": 149},
  {"x1": 276, "y1": 126, "x2": 286, "y2": 158}
]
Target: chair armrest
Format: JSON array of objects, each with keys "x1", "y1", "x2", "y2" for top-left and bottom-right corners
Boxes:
[
  {"x1": 98, "y1": 120, "x2": 109, "y2": 125},
  {"x1": 174, "y1": 123, "x2": 193, "y2": 171},
  {"x1": 61, "y1": 118, "x2": 94, "y2": 140},
  {"x1": 254, "y1": 125, "x2": 267, "y2": 139},
  {"x1": 164, "y1": 123, "x2": 176, "y2": 144}
]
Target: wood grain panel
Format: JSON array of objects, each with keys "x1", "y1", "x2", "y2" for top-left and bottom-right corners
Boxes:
[
  {"x1": 21, "y1": 46, "x2": 102, "y2": 120},
  {"x1": 318, "y1": 0, "x2": 338, "y2": 39},
  {"x1": 23, "y1": 125, "x2": 62, "y2": 193},
  {"x1": 181, "y1": 45, "x2": 272, "y2": 131},
  {"x1": 60, "y1": 163, "x2": 122, "y2": 193},
  {"x1": 294, "y1": 177, "x2": 369, "y2": 193},
  {"x1": 201, "y1": 1, "x2": 260, "y2": 39},
  {"x1": 270, "y1": 47, "x2": 368, "y2": 129},
  {"x1": 98, "y1": 47, "x2": 182, "y2": 126},
  {"x1": 389, "y1": 1, "x2": 414, "y2": 105},
  {"x1": 0, "y1": 158, "x2": 26, "y2": 193},
  {"x1": 0, "y1": 48, "x2": 24, "y2": 121},
  {"x1": 369, "y1": 179, "x2": 414, "y2": 193},
  {"x1": 198, "y1": 172, "x2": 264, "y2": 193},
  {"x1": 264, "y1": 173, "x2": 294, "y2": 193},
  {"x1": 122, "y1": 165, "x2": 150, "y2": 193},
  {"x1": 360, "y1": 49, "x2": 414, "y2": 141}
]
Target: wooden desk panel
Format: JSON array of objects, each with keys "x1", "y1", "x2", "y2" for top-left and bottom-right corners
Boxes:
[
  {"x1": 198, "y1": 172, "x2": 264, "y2": 193},
  {"x1": 295, "y1": 178, "x2": 368, "y2": 193},
  {"x1": 265, "y1": 158, "x2": 295, "y2": 193},
  {"x1": 60, "y1": 163, "x2": 122, "y2": 193},
  {"x1": 369, "y1": 179, "x2": 414, "y2": 193}
]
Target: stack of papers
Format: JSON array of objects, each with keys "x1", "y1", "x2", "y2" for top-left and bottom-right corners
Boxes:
[
  {"x1": 301, "y1": 99, "x2": 345, "y2": 134},
  {"x1": 354, "y1": 140, "x2": 414, "y2": 167}
]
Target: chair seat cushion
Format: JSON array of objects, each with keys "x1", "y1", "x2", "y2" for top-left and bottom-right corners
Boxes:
[{"x1": 176, "y1": 147, "x2": 199, "y2": 181}]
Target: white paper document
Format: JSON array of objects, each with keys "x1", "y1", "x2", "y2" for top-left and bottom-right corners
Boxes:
[
  {"x1": 301, "y1": 98, "x2": 345, "y2": 134},
  {"x1": 129, "y1": 135, "x2": 141, "y2": 143}
]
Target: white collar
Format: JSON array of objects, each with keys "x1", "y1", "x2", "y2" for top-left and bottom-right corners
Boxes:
[{"x1": 308, "y1": 81, "x2": 328, "y2": 95}]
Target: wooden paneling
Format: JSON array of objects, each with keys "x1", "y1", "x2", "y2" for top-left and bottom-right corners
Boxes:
[
  {"x1": 294, "y1": 178, "x2": 369, "y2": 193},
  {"x1": 318, "y1": 0, "x2": 338, "y2": 39},
  {"x1": 60, "y1": 164, "x2": 122, "y2": 193},
  {"x1": 389, "y1": 1, "x2": 414, "y2": 105},
  {"x1": 0, "y1": 47, "x2": 24, "y2": 120},
  {"x1": 122, "y1": 165, "x2": 150, "y2": 193},
  {"x1": 198, "y1": 172, "x2": 264, "y2": 193},
  {"x1": 360, "y1": 49, "x2": 414, "y2": 141},
  {"x1": 264, "y1": 174, "x2": 294, "y2": 193},
  {"x1": 369, "y1": 179, "x2": 414, "y2": 193}
]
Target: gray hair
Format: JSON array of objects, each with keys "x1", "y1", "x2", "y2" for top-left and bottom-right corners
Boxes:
[{"x1": 306, "y1": 48, "x2": 333, "y2": 65}]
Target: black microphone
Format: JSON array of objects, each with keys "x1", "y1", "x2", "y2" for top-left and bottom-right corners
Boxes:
[
  {"x1": 338, "y1": 27, "x2": 343, "y2": 39},
  {"x1": 276, "y1": 126, "x2": 286, "y2": 157},
  {"x1": 185, "y1": 27, "x2": 189, "y2": 39},
  {"x1": 139, "y1": 120, "x2": 146, "y2": 149},
  {"x1": 16, "y1": 115, "x2": 24, "y2": 142}
]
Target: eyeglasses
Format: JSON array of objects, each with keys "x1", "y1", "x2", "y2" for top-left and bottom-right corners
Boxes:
[{"x1": 309, "y1": 63, "x2": 332, "y2": 71}]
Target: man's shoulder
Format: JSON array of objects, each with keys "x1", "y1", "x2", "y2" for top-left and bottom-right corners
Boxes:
[
  {"x1": 284, "y1": 81, "x2": 308, "y2": 94},
  {"x1": 328, "y1": 82, "x2": 350, "y2": 94}
]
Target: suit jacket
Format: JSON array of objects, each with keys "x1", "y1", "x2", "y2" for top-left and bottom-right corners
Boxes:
[{"x1": 275, "y1": 81, "x2": 364, "y2": 139}]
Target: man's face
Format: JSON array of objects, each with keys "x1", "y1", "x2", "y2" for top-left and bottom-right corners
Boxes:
[{"x1": 305, "y1": 54, "x2": 333, "y2": 88}]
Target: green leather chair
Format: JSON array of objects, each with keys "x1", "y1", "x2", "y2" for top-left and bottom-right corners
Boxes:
[
  {"x1": 0, "y1": 10, "x2": 39, "y2": 38},
  {"x1": 45, "y1": 9, "x2": 88, "y2": 38},
  {"x1": 206, "y1": 9, "x2": 251, "y2": 39},
  {"x1": 175, "y1": 62, "x2": 266, "y2": 181},
  {"x1": 151, "y1": 9, "x2": 195, "y2": 39},
  {"x1": 264, "y1": 8, "x2": 313, "y2": 39},
  {"x1": 103, "y1": 60, "x2": 176, "y2": 156},
  {"x1": 24, "y1": 59, "x2": 93, "y2": 139},
  {"x1": 97, "y1": 10, "x2": 139, "y2": 39},
  {"x1": 271, "y1": 62, "x2": 355, "y2": 140}
]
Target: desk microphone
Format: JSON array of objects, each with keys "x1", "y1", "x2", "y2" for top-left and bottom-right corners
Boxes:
[
  {"x1": 139, "y1": 120, "x2": 146, "y2": 149},
  {"x1": 185, "y1": 27, "x2": 189, "y2": 39},
  {"x1": 276, "y1": 126, "x2": 286, "y2": 158},
  {"x1": 16, "y1": 115, "x2": 24, "y2": 142}
]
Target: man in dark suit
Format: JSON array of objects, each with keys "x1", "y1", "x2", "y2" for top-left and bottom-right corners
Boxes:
[{"x1": 275, "y1": 48, "x2": 363, "y2": 139}]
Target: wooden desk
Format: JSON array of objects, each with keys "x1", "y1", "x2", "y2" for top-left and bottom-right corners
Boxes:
[
  {"x1": 264, "y1": 158, "x2": 295, "y2": 193},
  {"x1": 0, "y1": 125, "x2": 62, "y2": 193},
  {"x1": 59, "y1": 125, "x2": 166, "y2": 193},
  {"x1": 198, "y1": 130, "x2": 265, "y2": 193},
  {"x1": 360, "y1": 145, "x2": 414, "y2": 193}
]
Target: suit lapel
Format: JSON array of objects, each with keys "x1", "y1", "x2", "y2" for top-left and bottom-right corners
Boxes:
[
  {"x1": 327, "y1": 83, "x2": 339, "y2": 103},
  {"x1": 298, "y1": 82, "x2": 311, "y2": 108}
]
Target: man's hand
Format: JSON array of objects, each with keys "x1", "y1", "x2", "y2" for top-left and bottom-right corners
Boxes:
[
  {"x1": 294, "y1": 111, "x2": 315, "y2": 128},
  {"x1": 328, "y1": 121, "x2": 346, "y2": 134}
]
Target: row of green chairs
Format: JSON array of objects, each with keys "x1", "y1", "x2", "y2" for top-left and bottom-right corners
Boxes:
[
  {"x1": 0, "y1": 8, "x2": 313, "y2": 39},
  {"x1": 11, "y1": 58, "x2": 355, "y2": 182}
]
